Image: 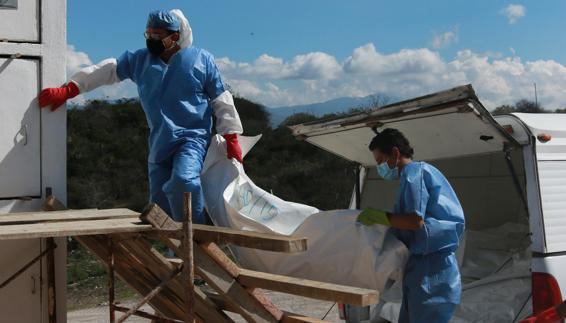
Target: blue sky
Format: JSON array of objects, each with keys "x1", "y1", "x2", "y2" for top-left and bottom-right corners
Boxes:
[{"x1": 67, "y1": 1, "x2": 566, "y2": 109}]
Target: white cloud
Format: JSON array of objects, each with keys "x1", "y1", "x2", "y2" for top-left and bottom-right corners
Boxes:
[
  {"x1": 501, "y1": 4, "x2": 526, "y2": 24},
  {"x1": 67, "y1": 42, "x2": 566, "y2": 111},
  {"x1": 66, "y1": 45, "x2": 137, "y2": 105},
  {"x1": 431, "y1": 27, "x2": 459, "y2": 49},
  {"x1": 217, "y1": 51, "x2": 341, "y2": 80},
  {"x1": 218, "y1": 43, "x2": 566, "y2": 110},
  {"x1": 66, "y1": 45, "x2": 92, "y2": 77},
  {"x1": 343, "y1": 44, "x2": 446, "y2": 75}
]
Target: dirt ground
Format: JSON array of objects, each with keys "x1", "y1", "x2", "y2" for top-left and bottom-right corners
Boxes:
[{"x1": 67, "y1": 290, "x2": 341, "y2": 323}]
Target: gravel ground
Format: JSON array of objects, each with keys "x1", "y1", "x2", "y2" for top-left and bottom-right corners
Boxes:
[{"x1": 67, "y1": 291, "x2": 341, "y2": 323}]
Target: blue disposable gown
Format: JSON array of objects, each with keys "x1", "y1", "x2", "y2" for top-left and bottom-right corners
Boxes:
[
  {"x1": 391, "y1": 161, "x2": 465, "y2": 323},
  {"x1": 115, "y1": 47, "x2": 227, "y2": 223}
]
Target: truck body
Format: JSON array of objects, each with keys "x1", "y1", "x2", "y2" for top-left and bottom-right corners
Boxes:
[{"x1": 292, "y1": 85, "x2": 565, "y2": 322}]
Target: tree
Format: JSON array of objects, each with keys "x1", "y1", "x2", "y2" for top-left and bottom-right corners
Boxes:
[
  {"x1": 515, "y1": 99, "x2": 545, "y2": 113},
  {"x1": 67, "y1": 97, "x2": 356, "y2": 213},
  {"x1": 492, "y1": 104, "x2": 516, "y2": 115},
  {"x1": 280, "y1": 113, "x2": 317, "y2": 126},
  {"x1": 492, "y1": 99, "x2": 545, "y2": 115},
  {"x1": 368, "y1": 93, "x2": 392, "y2": 109}
]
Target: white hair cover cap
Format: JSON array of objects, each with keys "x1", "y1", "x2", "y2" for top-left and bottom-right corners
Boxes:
[{"x1": 169, "y1": 9, "x2": 193, "y2": 48}]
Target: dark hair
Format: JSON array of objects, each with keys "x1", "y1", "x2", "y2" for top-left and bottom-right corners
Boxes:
[{"x1": 368, "y1": 128, "x2": 414, "y2": 158}]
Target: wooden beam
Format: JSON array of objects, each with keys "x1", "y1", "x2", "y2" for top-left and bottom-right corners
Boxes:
[
  {"x1": 0, "y1": 208, "x2": 138, "y2": 225},
  {"x1": 0, "y1": 218, "x2": 152, "y2": 240},
  {"x1": 282, "y1": 312, "x2": 331, "y2": 323},
  {"x1": 237, "y1": 269, "x2": 379, "y2": 307},
  {"x1": 196, "y1": 244, "x2": 281, "y2": 322},
  {"x1": 141, "y1": 203, "x2": 307, "y2": 253},
  {"x1": 144, "y1": 207, "x2": 282, "y2": 323},
  {"x1": 194, "y1": 243, "x2": 378, "y2": 309},
  {"x1": 107, "y1": 236, "x2": 232, "y2": 323},
  {"x1": 193, "y1": 224, "x2": 307, "y2": 253},
  {"x1": 79, "y1": 235, "x2": 198, "y2": 321},
  {"x1": 202, "y1": 291, "x2": 332, "y2": 323},
  {"x1": 197, "y1": 242, "x2": 285, "y2": 320},
  {"x1": 41, "y1": 198, "x2": 231, "y2": 323},
  {"x1": 78, "y1": 234, "x2": 232, "y2": 323}
]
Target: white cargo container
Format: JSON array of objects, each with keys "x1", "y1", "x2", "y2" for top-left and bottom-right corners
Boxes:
[
  {"x1": 292, "y1": 85, "x2": 565, "y2": 322},
  {"x1": 0, "y1": 0, "x2": 67, "y2": 322}
]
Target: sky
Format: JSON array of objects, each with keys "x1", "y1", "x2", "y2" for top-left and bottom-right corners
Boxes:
[{"x1": 67, "y1": 0, "x2": 566, "y2": 110}]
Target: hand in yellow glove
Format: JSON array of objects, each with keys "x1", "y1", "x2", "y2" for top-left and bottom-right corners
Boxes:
[{"x1": 357, "y1": 208, "x2": 391, "y2": 226}]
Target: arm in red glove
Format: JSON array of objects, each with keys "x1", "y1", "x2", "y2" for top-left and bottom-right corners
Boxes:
[
  {"x1": 38, "y1": 81, "x2": 80, "y2": 111},
  {"x1": 223, "y1": 133, "x2": 243, "y2": 163}
]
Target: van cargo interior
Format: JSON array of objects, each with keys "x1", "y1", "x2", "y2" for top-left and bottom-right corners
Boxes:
[{"x1": 362, "y1": 149, "x2": 532, "y2": 322}]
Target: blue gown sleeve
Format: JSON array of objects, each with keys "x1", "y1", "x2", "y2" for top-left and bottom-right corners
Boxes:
[
  {"x1": 416, "y1": 217, "x2": 464, "y2": 255},
  {"x1": 402, "y1": 170, "x2": 429, "y2": 218},
  {"x1": 116, "y1": 50, "x2": 137, "y2": 82},
  {"x1": 203, "y1": 53, "x2": 226, "y2": 101},
  {"x1": 401, "y1": 164, "x2": 465, "y2": 255}
]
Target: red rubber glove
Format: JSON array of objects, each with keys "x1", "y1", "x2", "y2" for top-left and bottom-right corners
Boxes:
[
  {"x1": 38, "y1": 82, "x2": 80, "y2": 111},
  {"x1": 520, "y1": 306, "x2": 561, "y2": 323},
  {"x1": 223, "y1": 133, "x2": 243, "y2": 163}
]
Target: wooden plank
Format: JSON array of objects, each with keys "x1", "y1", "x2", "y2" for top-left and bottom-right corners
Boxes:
[
  {"x1": 282, "y1": 312, "x2": 330, "y2": 323},
  {"x1": 192, "y1": 243, "x2": 280, "y2": 323},
  {"x1": 237, "y1": 269, "x2": 379, "y2": 307},
  {"x1": 79, "y1": 234, "x2": 231, "y2": 323},
  {"x1": 157, "y1": 232, "x2": 281, "y2": 322},
  {"x1": 145, "y1": 209, "x2": 281, "y2": 323},
  {"x1": 0, "y1": 218, "x2": 152, "y2": 240},
  {"x1": 202, "y1": 289, "x2": 331, "y2": 323},
  {"x1": 193, "y1": 224, "x2": 307, "y2": 253},
  {"x1": 118, "y1": 237, "x2": 232, "y2": 323},
  {"x1": 141, "y1": 203, "x2": 307, "y2": 253},
  {"x1": 0, "y1": 208, "x2": 138, "y2": 225},
  {"x1": 76, "y1": 235, "x2": 189, "y2": 320},
  {"x1": 200, "y1": 242, "x2": 240, "y2": 277},
  {"x1": 199, "y1": 242, "x2": 283, "y2": 319},
  {"x1": 41, "y1": 198, "x2": 231, "y2": 322}
]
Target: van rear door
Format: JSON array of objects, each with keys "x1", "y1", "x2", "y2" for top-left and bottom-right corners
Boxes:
[{"x1": 291, "y1": 85, "x2": 519, "y2": 165}]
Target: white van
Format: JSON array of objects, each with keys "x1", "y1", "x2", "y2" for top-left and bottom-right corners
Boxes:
[{"x1": 291, "y1": 85, "x2": 565, "y2": 322}]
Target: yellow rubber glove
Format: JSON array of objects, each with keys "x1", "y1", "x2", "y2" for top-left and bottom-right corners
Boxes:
[{"x1": 357, "y1": 208, "x2": 391, "y2": 226}]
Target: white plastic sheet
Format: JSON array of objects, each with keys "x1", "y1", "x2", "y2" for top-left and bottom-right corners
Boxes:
[{"x1": 201, "y1": 135, "x2": 409, "y2": 292}]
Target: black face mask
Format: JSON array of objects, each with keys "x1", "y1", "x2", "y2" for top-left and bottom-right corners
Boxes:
[{"x1": 146, "y1": 39, "x2": 166, "y2": 56}]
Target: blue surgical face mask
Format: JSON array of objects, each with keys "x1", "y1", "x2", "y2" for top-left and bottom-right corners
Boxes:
[{"x1": 377, "y1": 160, "x2": 399, "y2": 181}]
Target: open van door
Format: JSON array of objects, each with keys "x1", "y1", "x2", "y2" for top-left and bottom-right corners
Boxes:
[
  {"x1": 290, "y1": 85, "x2": 530, "y2": 323},
  {"x1": 290, "y1": 85, "x2": 520, "y2": 165}
]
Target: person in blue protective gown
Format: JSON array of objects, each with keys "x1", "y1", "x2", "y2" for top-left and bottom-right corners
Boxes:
[
  {"x1": 356, "y1": 128, "x2": 465, "y2": 323},
  {"x1": 37, "y1": 9, "x2": 244, "y2": 224}
]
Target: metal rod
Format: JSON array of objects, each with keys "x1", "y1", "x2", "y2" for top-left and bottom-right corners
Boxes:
[
  {"x1": 46, "y1": 238, "x2": 57, "y2": 323},
  {"x1": 0, "y1": 243, "x2": 56, "y2": 289},
  {"x1": 113, "y1": 305, "x2": 184, "y2": 323},
  {"x1": 183, "y1": 192, "x2": 195, "y2": 323},
  {"x1": 116, "y1": 267, "x2": 183, "y2": 323},
  {"x1": 354, "y1": 165, "x2": 361, "y2": 209},
  {"x1": 108, "y1": 237, "x2": 115, "y2": 323}
]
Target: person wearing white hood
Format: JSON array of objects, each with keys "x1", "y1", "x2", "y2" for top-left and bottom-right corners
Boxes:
[{"x1": 37, "y1": 9, "x2": 244, "y2": 224}]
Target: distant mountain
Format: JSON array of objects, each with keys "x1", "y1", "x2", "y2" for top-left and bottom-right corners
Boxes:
[{"x1": 268, "y1": 95, "x2": 377, "y2": 126}]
